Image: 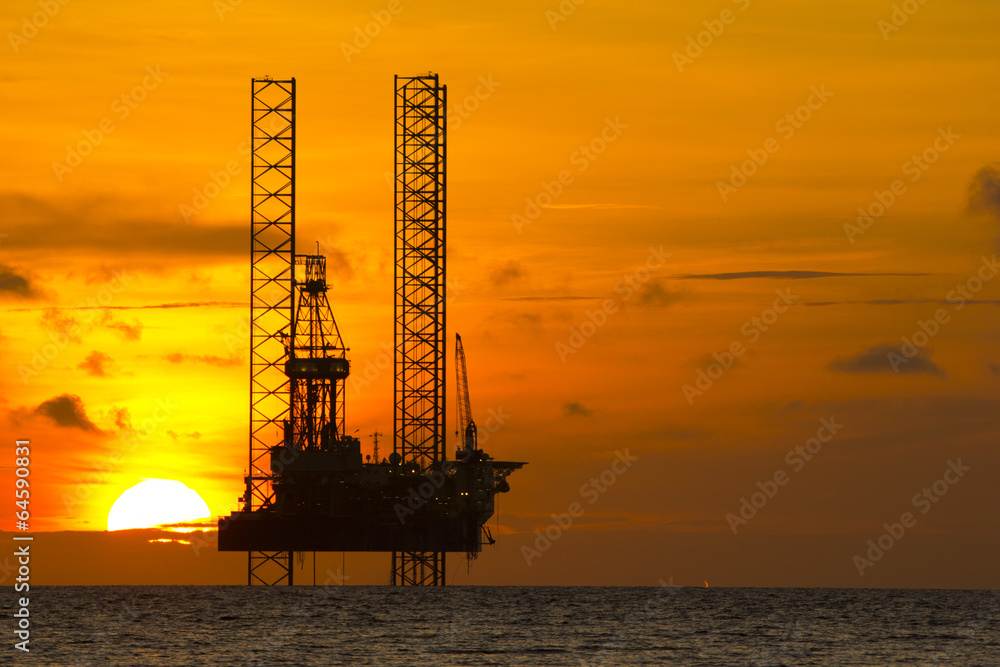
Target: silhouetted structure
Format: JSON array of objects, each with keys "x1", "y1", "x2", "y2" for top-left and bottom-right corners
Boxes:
[{"x1": 219, "y1": 75, "x2": 525, "y2": 586}]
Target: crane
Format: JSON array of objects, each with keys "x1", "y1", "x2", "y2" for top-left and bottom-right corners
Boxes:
[{"x1": 455, "y1": 334, "x2": 477, "y2": 455}]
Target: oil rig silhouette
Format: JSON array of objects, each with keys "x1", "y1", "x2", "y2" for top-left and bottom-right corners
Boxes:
[{"x1": 217, "y1": 75, "x2": 525, "y2": 586}]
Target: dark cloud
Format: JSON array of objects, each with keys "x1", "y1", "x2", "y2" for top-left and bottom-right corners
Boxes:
[
  {"x1": 782, "y1": 400, "x2": 804, "y2": 412},
  {"x1": 828, "y1": 343, "x2": 944, "y2": 377},
  {"x1": 636, "y1": 281, "x2": 682, "y2": 306},
  {"x1": 489, "y1": 260, "x2": 526, "y2": 288},
  {"x1": 164, "y1": 352, "x2": 242, "y2": 367},
  {"x1": 33, "y1": 394, "x2": 103, "y2": 432},
  {"x1": 78, "y1": 351, "x2": 113, "y2": 377},
  {"x1": 677, "y1": 271, "x2": 928, "y2": 280},
  {"x1": 0, "y1": 193, "x2": 244, "y2": 259},
  {"x1": 968, "y1": 164, "x2": 1000, "y2": 219},
  {"x1": 990, "y1": 363, "x2": 1000, "y2": 378},
  {"x1": 968, "y1": 164, "x2": 1000, "y2": 247},
  {"x1": 564, "y1": 401, "x2": 594, "y2": 417},
  {"x1": 0, "y1": 263, "x2": 45, "y2": 300}
]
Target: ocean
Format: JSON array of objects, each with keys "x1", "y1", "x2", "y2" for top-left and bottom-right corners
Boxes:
[{"x1": 10, "y1": 586, "x2": 999, "y2": 666}]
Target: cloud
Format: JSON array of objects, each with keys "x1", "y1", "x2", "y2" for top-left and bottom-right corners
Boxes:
[
  {"x1": 40, "y1": 309, "x2": 83, "y2": 343},
  {"x1": 164, "y1": 352, "x2": 242, "y2": 367},
  {"x1": 78, "y1": 351, "x2": 113, "y2": 377},
  {"x1": 167, "y1": 430, "x2": 202, "y2": 441},
  {"x1": 636, "y1": 281, "x2": 682, "y2": 306},
  {"x1": 782, "y1": 399, "x2": 804, "y2": 412},
  {"x1": 502, "y1": 295, "x2": 602, "y2": 302},
  {"x1": 564, "y1": 401, "x2": 594, "y2": 417},
  {"x1": 8, "y1": 301, "x2": 245, "y2": 312},
  {"x1": 110, "y1": 407, "x2": 132, "y2": 430},
  {"x1": 968, "y1": 164, "x2": 1000, "y2": 247},
  {"x1": 33, "y1": 394, "x2": 103, "y2": 432},
  {"x1": 807, "y1": 299, "x2": 1000, "y2": 307},
  {"x1": 677, "y1": 271, "x2": 928, "y2": 280},
  {"x1": 968, "y1": 164, "x2": 1000, "y2": 219},
  {"x1": 100, "y1": 311, "x2": 142, "y2": 341},
  {"x1": 0, "y1": 263, "x2": 45, "y2": 300},
  {"x1": 489, "y1": 260, "x2": 526, "y2": 288},
  {"x1": 990, "y1": 363, "x2": 1000, "y2": 378},
  {"x1": 0, "y1": 193, "x2": 244, "y2": 259},
  {"x1": 828, "y1": 343, "x2": 945, "y2": 377},
  {"x1": 542, "y1": 204, "x2": 661, "y2": 210}
]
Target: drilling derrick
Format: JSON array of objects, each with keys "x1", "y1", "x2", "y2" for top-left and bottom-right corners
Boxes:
[
  {"x1": 247, "y1": 77, "x2": 296, "y2": 585},
  {"x1": 392, "y1": 74, "x2": 448, "y2": 585},
  {"x1": 287, "y1": 253, "x2": 349, "y2": 451}
]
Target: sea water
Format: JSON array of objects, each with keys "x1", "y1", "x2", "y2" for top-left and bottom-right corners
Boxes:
[{"x1": 9, "y1": 586, "x2": 999, "y2": 665}]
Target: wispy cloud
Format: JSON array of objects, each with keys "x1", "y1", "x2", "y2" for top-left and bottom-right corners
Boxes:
[
  {"x1": 542, "y1": 204, "x2": 661, "y2": 210},
  {"x1": 8, "y1": 301, "x2": 245, "y2": 312},
  {"x1": 164, "y1": 352, "x2": 241, "y2": 367},
  {"x1": 807, "y1": 299, "x2": 1000, "y2": 307},
  {"x1": 502, "y1": 295, "x2": 603, "y2": 302},
  {"x1": 828, "y1": 343, "x2": 944, "y2": 377},
  {"x1": 677, "y1": 271, "x2": 928, "y2": 280}
]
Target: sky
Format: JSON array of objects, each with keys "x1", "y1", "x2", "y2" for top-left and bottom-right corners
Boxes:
[{"x1": 1, "y1": 0, "x2": 999, "y2": 587}]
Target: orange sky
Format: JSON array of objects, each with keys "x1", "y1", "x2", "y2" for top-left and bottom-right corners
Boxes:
[{"x1": 2, "y1": 0, "x2": 999, "y2": 587}]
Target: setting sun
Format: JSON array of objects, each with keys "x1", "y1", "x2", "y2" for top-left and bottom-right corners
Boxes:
[{"x1": 107, "y1": 479, "x2": 211, "y2": 532}]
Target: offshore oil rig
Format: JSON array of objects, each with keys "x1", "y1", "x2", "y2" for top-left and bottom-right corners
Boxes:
[{"x1": 217, "y1": 75, "x2": 525, "y2": 586}]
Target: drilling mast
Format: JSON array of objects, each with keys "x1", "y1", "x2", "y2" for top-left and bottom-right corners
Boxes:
[
  {"x1": 247, "y1": 77, "x2": 296, "y2": 585},
  {"x1": 392, "y1": 73, "x2": 448, "y2": 585}
]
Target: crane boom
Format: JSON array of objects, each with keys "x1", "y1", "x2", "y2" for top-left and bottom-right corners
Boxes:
[{"x1": 455, "y1": 334, "x2": 477, "y2": 452}]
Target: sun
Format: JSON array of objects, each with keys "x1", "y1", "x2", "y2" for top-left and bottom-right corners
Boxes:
[{"x1": 107, "y1": 479, "x2": 211, "y2": 532}]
